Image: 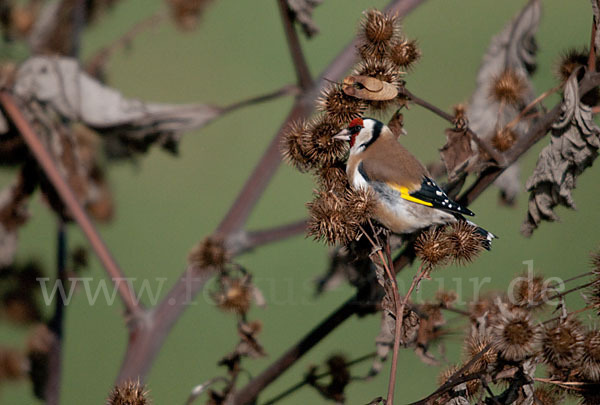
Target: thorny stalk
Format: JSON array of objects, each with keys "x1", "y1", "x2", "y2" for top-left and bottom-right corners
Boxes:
[{"x1": 503, "y1": 84, "x2": 561, "y2": 132}]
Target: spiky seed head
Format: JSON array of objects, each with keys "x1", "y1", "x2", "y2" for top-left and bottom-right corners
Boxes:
[
  {"x1": 555, "y1": 48, "x2": 589, "y2": 82},
  {"x1": 281, "y1": 120, "x2": 312, "y2": 171},
  {"x1": 389, "y1": 39, "x2": 421, "y2": 69},
  {"x1": 343, "y1": 187, "x2": 376, "y2": 225},
  {"x1": 490, "y1": 69, "x2": 527, "y2": 105},
  {"x1": 492, "y1": 127, "x2": 517, "y2": 152},
  {"x1": 452, "y1": 104, "x2": 468, "y2": 130},
  {"x1": 317, "y1": 84, "x2": 367, "y2": 126},
  {"x1": 354, "y1": 57, "x2": 401, "y2": 87},
  {"x1": 491, "y1": 307, "x2": 541, "y2": 362},
  {"x1": 522, "y1": 387, "x2": 561, "y2": 405},
  {"x1": 446, "y1": 222, "x2": 485, "y2": 265},
  {"x1": 213, "y1": 278, "x2": 251, "y2": 315},
  {"x1": 437, "y1": 364, "x2": 480, "y2": 399},
  {"x1": 592, "y1": 249, "x2": 600, "y2": 272},
  {"x1": 316, "y1": 163, "x2": 349, "y2": 193},
  {"x1": 589, "y1": 268, "x2": 600, "y2": 316},
  {"x1": 542, "y1": 317, "x2": 585, "y2": 369},
  {"x1": 107, "y1": 379, "x2": 150, "y2": 405},
  {"x1": 511, "y1": 273, "x2": 548, "y2": 309},
  {"x1": 188, "y1": 236, "x2": 229, "y2": 271},
  {"x1": 303, "y1": 116, "x2": 347, "y2": 167},
  {"x1": 307, "y1": 191, "x2": 357, "y2": 246},
  {"x1": 463, "y1": 331, "x2": 497, "y2": 373},
  {"x1": 581, "y1": 329, "x2": 600, "y2": 382},
  {"x1": 415, "y1": 227, "x2": 452, "y2": 268},
  {"x1": 358, "y1": 9, "x2": 399, "y2": 59}
]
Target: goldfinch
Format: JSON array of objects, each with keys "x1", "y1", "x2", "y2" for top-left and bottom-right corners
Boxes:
[{"x1": 334, "y1": 117, "x2": 495, "y2": 248}]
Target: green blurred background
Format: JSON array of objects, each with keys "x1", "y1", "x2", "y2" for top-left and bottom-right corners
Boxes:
[{"x1": 0, "y1": 0, "x2": 598, "y2": 403}]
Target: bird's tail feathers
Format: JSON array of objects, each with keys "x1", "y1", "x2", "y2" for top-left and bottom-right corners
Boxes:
[{"x1": 465, "y1": 220, "x2": 497, "y2": 251}]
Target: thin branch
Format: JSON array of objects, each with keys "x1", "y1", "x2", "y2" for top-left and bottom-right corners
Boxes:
[
  {"x1": 399, "y1": 87, "x2": 507, "y2": 167},
  {"x1": 228, "y1": 219, "x2": 307, "y2": 256},
  {"x1": 220, "y1": 85, "x2": 299, "y2": 114},
  {"x1": 259, "y1": 352, "x2": 376, "y2": 405},
  {"x1": 277, "y1": 0, "x2": 313, "y2": 90},
  {"x1": 0, "y1": 91, "x2": 142, "y2": 316}
]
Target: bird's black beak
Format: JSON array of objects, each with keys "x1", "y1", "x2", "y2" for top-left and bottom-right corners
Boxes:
[{"x1": 333, "y1": 128, "x2": 351, "y2": 141}]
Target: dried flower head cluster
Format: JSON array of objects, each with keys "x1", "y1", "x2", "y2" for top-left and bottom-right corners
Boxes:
[
  {"x1": 542, "y1": 317, "x2": 584, "y2": 369},
  {"x1": 107, "y1": 379, "x2": 151, "y2": 405},
  {"x1": 491, "y1": 304, "x2": 541, "y2": 362},
  {"x1": 281, "y1": 9, "x2": 422, "y2": 246},
  {"x1": 492, "y1": 127, "x2": 517, "y2": 152},
  {"x1": 415, "y1": 222, "x2": 485, "y2": 268},
  {"x1": 511, "y1": 272, "x2": 548, "y2": 309}
]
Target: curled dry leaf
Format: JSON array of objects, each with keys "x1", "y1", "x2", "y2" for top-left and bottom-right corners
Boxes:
[
  {"x1": 466, "y1": 0, "x2": 541, "y2": 204},
  {"x1": 286, "y1": 0, "x2": 323, "y2": 38},
  {"x1": 13, "y1": 56, "x2": 222, "y2": 158},
  {"x1": 522, "y1": 70, "x2": 600, "y2": 236},
  {"x1": 342, "y1": 75, "x2": 398, "y2": 101}
]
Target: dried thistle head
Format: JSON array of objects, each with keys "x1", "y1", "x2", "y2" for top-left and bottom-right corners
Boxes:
[
  {"x1": 519, "y1": 386, "x2": 561, "y2": 405},
  {"x1": 491, "y1": 306, "x2": 541, "y2": 362},
  {"x1": 188, "y1": 236, "x2": 229, "y2": 271},
  {"x1": 446, "y1": 222, "x2": 485, "y2": 265},
  {"x1": 281, "y1": 120, "x2": 312, "y2": 171},
  {"x1": 542, "y1": 317, "x2": 585, "y2": 369},
  {"x1": 358, "y1": 9, "x2": 400, "y2": 59},
  {"x1": 343, "y1": 187, "x2": 376, "y2": 225},
  {"x1": 463, "y1": 329, "x2": 497, "y2": 373},
  {"x1": 317, "y1": 84, "x2": 367, "y2": 126},
  {"x1": 304, "y1": 116, "x2": 347, "y2": 167},
  {"x1": 353, "y1": 57, "x2": 402, "y2": 88},
  {"x1": 212, "y1": 276, "x2": 252, "y2": 315},
  {"x1": 580, "y1": 328, "x2": 600, "y2": 382},
  {"x1": 107, "y1": 379, "x2": 150, "y2": 405},
  {"x1": 511, "y1": 272, "x2": 548, "y2": 309},
  {"x1": 490, "y1": 69, "x2": 527, "y2": 105},
  {"x1": 415, "y1": 227, "x2": 452, "y2": 269},
  {"x1": 316, "y1": 162, "x2": 349, "y2": 193},
  {"x1": 592, "y1": 249, "x2": 600, "y2": 272},
  {"x1": 588, "y1": 268, "x2": 600, "y2": 316},
  {"x1": 436, "y1": 364, "x2": 480, "y2": 399},
  {"x1": 555, "y1": 48, "x2": 589, "y2": 82},
  {"x1": 389, "y1": 39, "x2": 421, "y2": 69},
  {"x1": 492, "y1": 127, "x2": 517, "y2": 152},
  {"x1": 452, "y1": 104, "x2": 468, "y2": 130},
  {"x1": 307, "y1": 191, "x2": 357, "y2": 246}
]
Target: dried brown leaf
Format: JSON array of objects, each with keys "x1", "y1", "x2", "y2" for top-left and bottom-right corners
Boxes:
[
  {"x1": 286, "y1": 0, "x2": 322, "y2": 38},
  {"x1": 14, "y1": 56, "x2": 222, "y2": 159},
  {"x1": 466, "y1": 0, "x2": 541, "y2": 202},
  {"x1": 522, "y1": 70, "x2": 600, "y2": 236},
  {"x1": 592, "y1": 1, "x2": 600, "y2": 55},
  {"x1": 342, "y1": 75, "x2": 398, "y2": 101}
]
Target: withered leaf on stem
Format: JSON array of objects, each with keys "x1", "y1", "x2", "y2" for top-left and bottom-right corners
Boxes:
[
  {"x1": 522, "y1": 70, "x2": 600, "y2": 236},
  {"x1": 466, "y1": 0, "x2": 541, "y2": 204},
  {"x1": 440, "y1": 128, "x2": 474, "y2": 182},
  {"x1": 13, "y1": 57, "x2": 222, "y2": 159},
  {"x1": 592, "y1": 0, "x2": 600, "y2": 55},
  {"x1": 286, "y1": 0, "x2": 323, "y2": 38},
  {"x1": 342, "y1": 75, "x2": 398, "y2": 101}
]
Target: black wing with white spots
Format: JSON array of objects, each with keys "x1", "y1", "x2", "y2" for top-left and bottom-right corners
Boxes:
[{"x1": 410, "y1": 177, "x2": 475, "y2": 216}]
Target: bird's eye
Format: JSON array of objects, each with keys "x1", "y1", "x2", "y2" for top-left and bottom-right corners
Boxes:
[{"x1": 349, "y1": 125, "x2": 362, "y2": 135}]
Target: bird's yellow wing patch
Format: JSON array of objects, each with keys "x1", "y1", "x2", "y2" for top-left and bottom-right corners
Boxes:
[{"x1": 388, "y1": 183, "x2": 433, "y2": 207}]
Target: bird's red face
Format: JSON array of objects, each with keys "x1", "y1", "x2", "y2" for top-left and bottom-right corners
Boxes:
[{"x1": 347, "y1": 117, "x2": 364, "y2": 147}]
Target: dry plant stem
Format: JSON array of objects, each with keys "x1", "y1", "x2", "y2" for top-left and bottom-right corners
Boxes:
[
  {"x1": 44, "y1": 221, "x2": 67, "y2": 405},
  {"x1": 504, "y1": 85, "x2": 560, "y2": 132},
  {"x1": 228, "y1": 219, "x2": 307, "y2": 255},
  {"x1": 85, "y1": 11, "x2": 165, "y2": 75},
  {"x1": 277, "y1": 0, "x2": 313, "y2": 90},
  {"x1": 0, "y1": 91, "x2": 142, "y2": 316},
  {"x1": 259, "y1": 352, "x2": 376, "y2": 405},
  {"x1": 220, "y1": 85, "x2": 300, "y2": 114},
  {"x1": 399, "y1": 87, "x2": 507, "y2": 166},
  {"x1": 381, "y1": 239, "x2": 402, "y2": 405}
]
